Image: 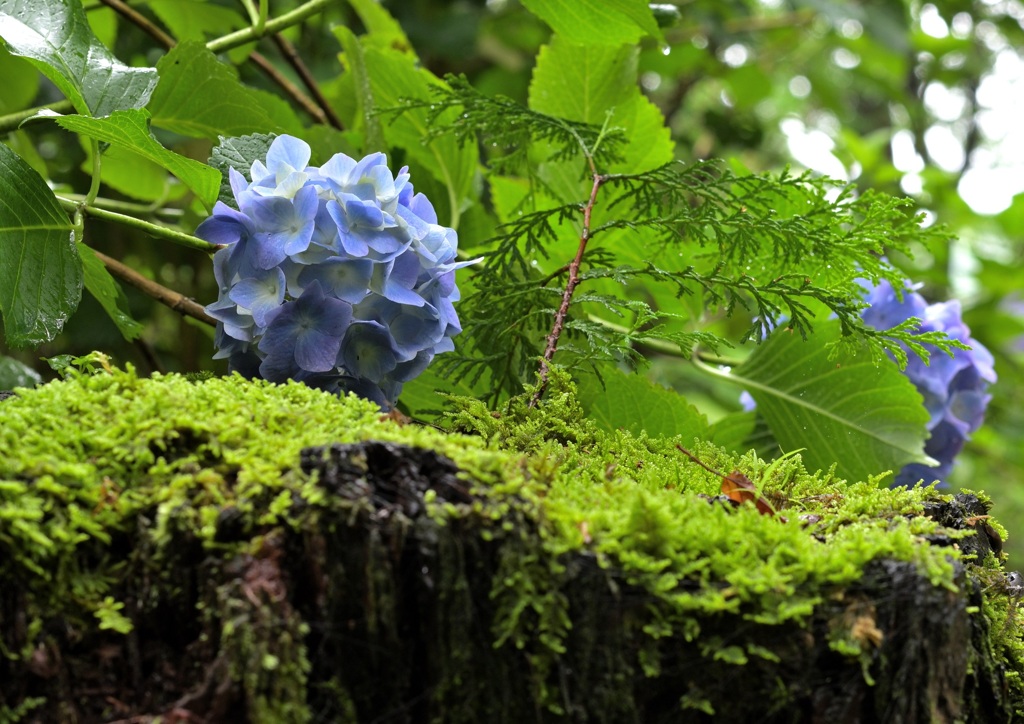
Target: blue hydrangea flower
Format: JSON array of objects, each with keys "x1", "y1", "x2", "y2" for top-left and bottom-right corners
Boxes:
[
  {"x1": 200, "y1": 135, "x2": 478, "y2": 408},
  {"x1": 860, "y1": 279, "x2": 995, "y2": 486}
]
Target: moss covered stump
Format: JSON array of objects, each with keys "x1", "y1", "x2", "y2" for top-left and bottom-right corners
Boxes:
[{"x1": 1, "y1": 366, "x2": 1023, "y2": 723}]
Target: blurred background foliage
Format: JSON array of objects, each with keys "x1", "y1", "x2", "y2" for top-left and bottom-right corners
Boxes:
[{"x1": 2, "y1": 0, "x2": 1023, "y2": 560}]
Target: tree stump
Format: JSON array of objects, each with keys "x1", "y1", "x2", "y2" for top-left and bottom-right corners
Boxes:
[{"x1": 1, "y1": 370, "x2": 1021, "y2": 723}]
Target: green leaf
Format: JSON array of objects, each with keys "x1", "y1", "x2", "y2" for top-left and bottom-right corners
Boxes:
[
  {"x1": 343, "y1": 0, "x2": 411, "y2": 50},
  {"x1": 147, "y1": 40, "x2": 303, "y2": 140},
  {"x1": 728, "y1": 320, "x2": 932, "y2": 484},
  {"x1": 708, "y1": 410, "x2": 758, "y2": 453},
  {"x1": 335, "y1": 24, "x2": 384, "y2": 155},
  {"x1": 528, "y1": 35, "x2": 673, "y2": 176},
  {"x1": 398, "y1": 367, "x2": 488, "y2": 421},
  {"x1": 575, "y1": 368, "x2": 708, "y2": 441},
  {"x1": 80, "y1": 138, "x2": 188, "y2": 203},
  {"x1": 0, "y1": 43, "x2": 37, "y2": 113},
  {"x1": 520, "y1": 0, "x2": 663, "y2": 45},
  {"x1": 0, "y1": 354, "x2": 41, "y2": 389},
  {"x1": 53, "y1": 109, "x2": 221, "y2": 207},
  {"x1": 209, "y1": 133, "x2": 277, "y2": 208},
  {"x1": 0, "y1": 142, "x2": 80, "y2": 347},
  {"x1": 524, "y1": 36, "x2": 675, "y2": 327},
  {"x1": 147, "y1": 0, "x2": 246, "y2": 41},
  {"x1": 360, "y1": 45, "x2": 478, "y2": 229},
  {"x1": 0, "y1": 0, "x2": 156, "y2": 116},
  {"x1": 709, "y1": 410, "x2": 777, "y2": 461},
  {"x1": 85, "y1": 5, "x2": 117, "y2": 49},
  {"x1": 4, "y1": 130, "x2": 47, "y2": 179},
  {"x1": 78, "y1": 245, "x2": 143, "y2": 342}
]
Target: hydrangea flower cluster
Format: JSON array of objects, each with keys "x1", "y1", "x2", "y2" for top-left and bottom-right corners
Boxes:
[
  {"x1": 199, "y1": 135, "x2": 476, "y2": 408},
  {"x1": 859, "y1": 279, "x2": 995, "y2": 486}
]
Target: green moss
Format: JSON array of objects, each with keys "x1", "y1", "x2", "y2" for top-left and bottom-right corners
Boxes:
[{"x1": 1, "y1": 362, "x2": 1022, "y2": 720}]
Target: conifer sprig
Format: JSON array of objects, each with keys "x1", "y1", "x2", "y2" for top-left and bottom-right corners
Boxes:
[{"x1": 407, "y1": 80, "x2": 957, "y2": 401}]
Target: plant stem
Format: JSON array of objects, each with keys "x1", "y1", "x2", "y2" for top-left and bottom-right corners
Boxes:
[
  {"x1": 92, "y1": 249, "x2": 216, "y2": 327},
  {"x1": 239, "y1": 0, "x2": 260, "y2": 25},
  {"x1": 530, "y1": 171, "x2": 607, "y2": 407},
  {"x1": 689, "y1": 353, "x2": 743, "y2": 385},
  {"x1": 56, "y1": 197, "x2": 220, "y2": 253},
  {"x1": 84, "y1": 139, "x2": 103, "y2": 207},
  {"x1": 59, "y1": 193, "x2": 183, "y2": 219},
  {"x1": 207, "y1": 0, "x2": 331, "y2": 54},
  {"x1": 258, "y1": 0, "x2": 269, "y2": 32},
  {"x1": 584, "y1": 314, "x2": 686, "y2": 357},
  {"x1": 0, "y1": 100, "x2": 74, "y2": 135},
  {"x1": 71, "y1": 138, "x2": 104, "y2": 243}
]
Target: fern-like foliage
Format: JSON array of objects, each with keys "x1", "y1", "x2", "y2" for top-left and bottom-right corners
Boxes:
[{"x1": 407, "y1": 79, "x2": 960, "y2": 401}]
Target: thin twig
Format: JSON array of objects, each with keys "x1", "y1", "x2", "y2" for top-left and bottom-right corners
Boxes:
[
  {"x1": 97, "y1": 0, "x2": 174, "y2": 46},
  {"x1": 92, "y1": 250, "x2": 216, "y2": 327},
  {"x1": 247, "y1": 50, "x2": 327, "y2": 123},
  {"x1": 134, "y1": 336, "x2": 167, "y2": 374},
  {"x1": 530, "y1": 171, "x2": 607, "y2": 407},
  {"x1": 271, "y1": 33, "x2": 343, "y2": 129}
]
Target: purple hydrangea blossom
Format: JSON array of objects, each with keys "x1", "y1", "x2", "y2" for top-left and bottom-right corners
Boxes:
[{"x1": 198, "y1": 135, "x2": 478, "y2": 408}]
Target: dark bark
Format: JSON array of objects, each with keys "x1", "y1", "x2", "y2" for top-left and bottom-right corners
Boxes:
[{"x1": 1, "y1": 441, "x2": 1018, "y2": 723}]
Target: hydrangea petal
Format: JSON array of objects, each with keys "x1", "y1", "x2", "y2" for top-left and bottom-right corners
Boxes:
[
  {"x1": 265, "y1": 134, "x2": 311, "y2": 176},
  {"x1": 299, "y1": 257, "x2": 372, "y2": 304},
  {"x1": 341, "y1": 321, "x2": 399, "y2": 382},
  {"x1": 229, "y1": 267, "x2": 287, "y2": 327}
]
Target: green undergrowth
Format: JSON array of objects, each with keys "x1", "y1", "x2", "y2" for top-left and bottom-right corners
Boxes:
[{"x1": 1, "y1": 362, "x2": 1023, "y2": 719}]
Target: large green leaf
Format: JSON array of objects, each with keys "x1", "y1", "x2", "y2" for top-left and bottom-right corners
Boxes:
[
  {"x1": 0, "y1": 143, "x2": 80, "y2": 347},
  {"x1": 335, "y1": 24, "x2": 384, "y2": 155},
  {"x1": 398, "y1": 367, "x2": 489, "y2": 422},
  {"x1": 0, "y1": 354, "x2": 40, "y2": 389},
  {"x1": 147, "y1": 40, "x2": 302, "y2": 140},
  {"x1": 343, "y1": 0, "x2": 411, "y2": 49},
  {"x1": 528, "y1": 35, "x2": 674, "y2": 177},
  {"x1": 79, "y1": 245, "x2": 143, "y2": 342},
  {"x1": 575, "y1": 368, "x2": 709, "y2": 442},
  {"x1": 80, "y1": 139, "x2": 188, "y2": 204},
  {"x1": 728, "y1": 320, "x2": 933, "y2": 484},
  {"x1": 0, "y1": 0, "x2": 156, "y2": 117},
  {"x1": 54, "y1": 109, "x2": 221, "y2": 207},
  {"x1": 147, "y1": 0, "x2": 245, "y2": 41},
  {"x1": 709, "y1": 410, "x2": 777, "y2": 462},
  {"x1": 358, "y1": 44, "x2": 478, "y2": 229},
  {"x1": 520, "y1": 0, "x2": 663, "y2": 45},
  {"x1": 0, "y1": 44, "x2": 37, "y2": 113}
]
